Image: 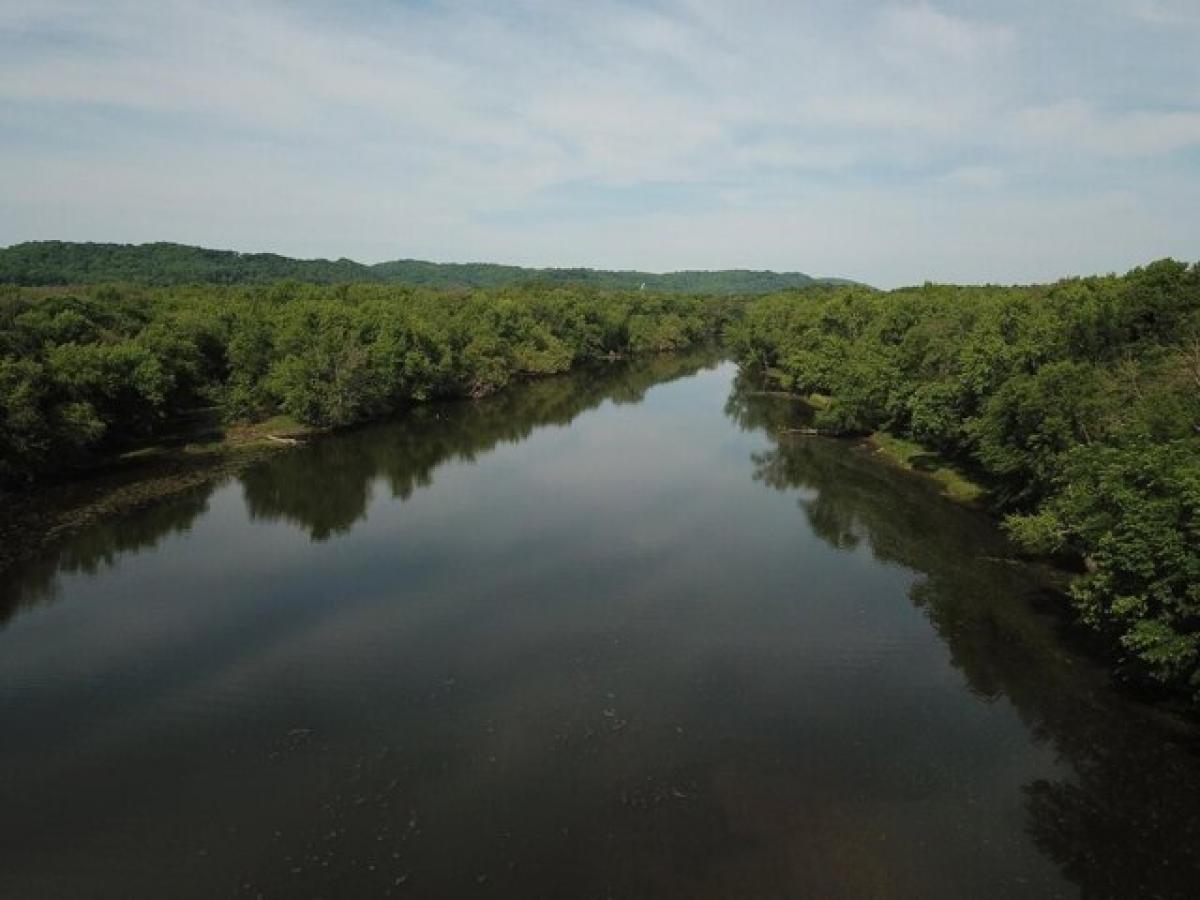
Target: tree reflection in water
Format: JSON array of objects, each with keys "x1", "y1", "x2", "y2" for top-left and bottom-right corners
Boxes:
[
  {"x1": 726, "y1": 373, "x2": 1200, "y2": 899},
  {"x1": 239, "y1": 351, "x2": 715, "y2": 540},
  {"x1": 0, "y1": 352, "x2": 716, "y2": 623},
  {"x1": 2, "y1": 359, "x2": 1197, "y2": 899},
  {"x1": 0, "y1": 486, "x2": 213, "y2": 628}
]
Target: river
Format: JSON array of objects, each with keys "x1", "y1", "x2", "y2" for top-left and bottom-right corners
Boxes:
[{"x1": 1, "y1": 354, "x2": 1197, "y2": 899}]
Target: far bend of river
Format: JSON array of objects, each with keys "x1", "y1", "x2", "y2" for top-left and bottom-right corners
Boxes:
[{"x1": 2, "y1": 354, "x2": 1199, "y2": 900}]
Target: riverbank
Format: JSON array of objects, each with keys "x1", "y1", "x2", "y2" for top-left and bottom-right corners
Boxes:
[
  {"x1": 867, "y1": 432, "x2": 986, "y2": 505},
  {"x1": 0, "y1": 353, "x2": 711, "y2": 575},
  {"x1": 0, "y1": 415, "x2": 317, "y2": 573},
  {"x1": 766, "y1": 384, "x2": 987, "y2": 507}
]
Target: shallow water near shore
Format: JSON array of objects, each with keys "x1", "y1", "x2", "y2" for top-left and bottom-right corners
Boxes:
[{"x1": 2, "y1": 354, "x2": 1198, "y2": 899}]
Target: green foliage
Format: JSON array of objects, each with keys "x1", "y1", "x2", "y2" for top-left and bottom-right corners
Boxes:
[
  {"x1": 732, "y1": 260, "x2": 1200, "y2": 698},
  {"x1": 1049, "y1": 441, "x2": 1200, "y2": 690},
  {"x1": 0, "y1": 281, "x2": 729, "y2": 485},
  {"x1": 972, "y1": 361, "x2": 1107, "y2": 506},
  {"x1": 0, "y1": 241, "x2": 850, "y2": 295}
]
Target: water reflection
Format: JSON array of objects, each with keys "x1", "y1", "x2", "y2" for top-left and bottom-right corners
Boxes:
[
  {"x1": 239, "y1": 351, "x2": 714, "y2": 540},
  {"x1": 0, "y1": 359, "x2": 1197, "y2": 900},
  {"x1": 0, "y1": 487, "x2": 211, "y2": 627},
  {"x1": 726, "y1": 374, "x2": 1200, "y2": 899},
  {"x1": 0, "y1": 352, "x2": 714, "y2": 621}
]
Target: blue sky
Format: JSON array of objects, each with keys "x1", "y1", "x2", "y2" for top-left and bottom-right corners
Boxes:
[{"x1": 1, "y1": 0, "x2": 1198, "y2": 287}]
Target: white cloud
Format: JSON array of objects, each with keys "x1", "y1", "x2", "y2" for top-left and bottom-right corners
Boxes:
[
  {"x1": 1125, "y1": 0, "x2": 1200, "y2": 26},
  {"x1": 876, "y1": 3, "x2": 1014, "y2": 62},
  {"x1": 939, "y1": 165, "x2": 1005, "y2": 188},
  {"x1": 1012, "y1": 101, "x2": 1200, "y2": 158},
  {"x1": 0, "y1": 0, "x2": 1197, "y2": 285}
]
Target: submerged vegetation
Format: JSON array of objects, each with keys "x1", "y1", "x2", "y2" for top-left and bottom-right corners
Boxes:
[
  {"x1": 729, "y1": 259, "x2": 1200, "y2": 699},
  {"x1": 0, "y1": 281, "x2": 734, "y2": 488}
]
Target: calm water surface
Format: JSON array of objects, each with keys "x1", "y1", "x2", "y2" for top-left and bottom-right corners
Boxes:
[{"x1": 2, "y1": 355, "x2": 1198, "y2": 899}]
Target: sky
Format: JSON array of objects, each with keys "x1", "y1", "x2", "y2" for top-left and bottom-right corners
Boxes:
[{"x1": 1, "y1": 0, "x2": 1198, "y2": 288}]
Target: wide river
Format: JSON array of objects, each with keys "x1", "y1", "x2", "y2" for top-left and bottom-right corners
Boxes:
[{"x1": 1, "y1": 354, "x2": 1198, "y2": 899}]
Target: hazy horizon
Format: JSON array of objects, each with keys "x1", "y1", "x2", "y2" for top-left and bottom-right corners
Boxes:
[
  {"x1": 8, "y1": 236, "x2": 1187, "y2": 290},
  {"x1": 2, "y1": 1, "x2": 1198, "y2": 289}
]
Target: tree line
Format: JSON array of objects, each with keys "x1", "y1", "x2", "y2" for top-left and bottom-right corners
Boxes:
[
  {"x1": 728, "y1": 260, "x2": 1200, "y2": 700},
  {"x1": 0, "y1": 241, "x2": 841, "y2": 294},
  {"x1": 0, "y1": 281, "x2": 734, "y2": 488}
]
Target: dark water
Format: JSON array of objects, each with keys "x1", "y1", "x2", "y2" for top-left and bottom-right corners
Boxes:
[{"x1": 2, "y1": 355, "x2": 1198, "y2": 899}]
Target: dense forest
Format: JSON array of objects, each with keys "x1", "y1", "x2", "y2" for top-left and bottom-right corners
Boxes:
[
  {"x1": 728, "y1": 259, "x2": 1200, "y2": 700},
  {"x1": 0, "y1": 241, "x2": 845, "y2": 294},
  {"x1": 0, "y1": 282, "x2": 735, "y2": 487}
]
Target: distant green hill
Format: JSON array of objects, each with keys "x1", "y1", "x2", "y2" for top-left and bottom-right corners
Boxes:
[{"x1": 0, "y1": 241, "x2": 853, "y2": 294}]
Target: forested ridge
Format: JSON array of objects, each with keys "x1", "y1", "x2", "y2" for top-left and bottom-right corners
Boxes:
[
  {"x1": 0, "y1": 241, "x2": 845, "y2": 294},
  {"x1": 729, "y1": 259, "x2": 1200, "y2": 700}
]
